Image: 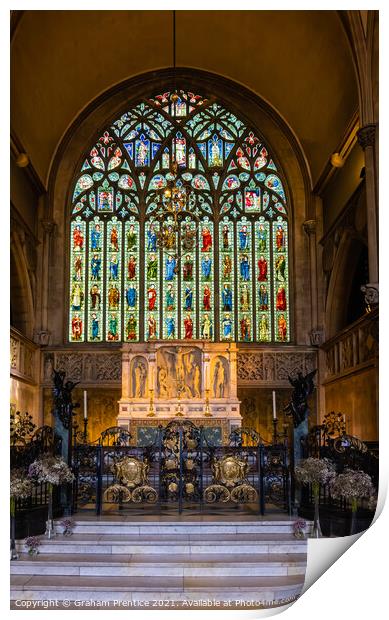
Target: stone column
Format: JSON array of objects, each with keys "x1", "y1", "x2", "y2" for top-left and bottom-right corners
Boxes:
[
  {"x1": 228, "y1": 343, "x2": 238, "y2": 400},
  {"x1": 303, "y1": 218, "x2": 323, "y2": 346},
  {"x1": 357, "y1": 124, "x2": 378, "y2": 299},
  {"x1": 121, "y1": 348, "x2": 131, "y2": 399},
  {"x1": 303, "y1": 217, "x2": 325, "y2": 424},
  {"x1": 33, "y1": 218, "x2": 55, "y2": 346}
]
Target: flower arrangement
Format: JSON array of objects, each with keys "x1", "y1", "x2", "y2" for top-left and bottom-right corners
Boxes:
[
  {"x1": 293, "y1": 519, "x2": 307, "y2": 539},
  {"x1": 10, "y1": 469, "x2": 33, "y2": 503},
  {"x1": 295, "y1": 457, "x2": 336, "y2": 497},
  {"x1": 295, "y1": 457, "x2": 336, "y2": 538},
  {"x1": 25, "y1": 536, "x2": 41, "y2": 556},
  {"x1": 28, "y1": 455, "x2": 74, "y2": 486},
  {"x1": 10, "y1": 469, "x2": 33, "y2": 560},
  {"x1": 330, "y1": 468, "x2": 376, "y2": 513},
  {"x1": 60, "y1": 518, "x2": 75, "y2": 536},
  {"x1": 28, "y1": 456, "x2": 74, "y2": 539}
]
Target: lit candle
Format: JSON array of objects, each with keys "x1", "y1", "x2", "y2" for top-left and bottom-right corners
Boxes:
[
  {"x1": 272, "y1": 390, "x2": 277, "y2": 420},
  {"x1": 84, "y1": 390, "x2": 88, "y2": 420}
]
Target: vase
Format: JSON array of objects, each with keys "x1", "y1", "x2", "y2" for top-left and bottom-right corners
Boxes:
[
  {"x1": 10, "y1": 498, "x2": 18, "y2": 561},
  {"x1": 311, "y1": 494, "x2": 322, "y2": 538},
  {"x1": 45, "y1": 483, "x2": 56, "y2": 539}
]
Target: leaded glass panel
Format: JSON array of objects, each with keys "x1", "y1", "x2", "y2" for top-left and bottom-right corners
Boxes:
[{"x1": 68, "y1": 89, "x2": 291, "y2": 343}]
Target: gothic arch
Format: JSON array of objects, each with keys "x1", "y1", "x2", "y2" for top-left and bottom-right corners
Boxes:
[
  {"x1": 10, "y1": 231, "x2": 34, "y2": 338},
  {"x1": 45, "y1": 69, "x2": 313, "y2": 346},
  {"x1": 326, "y1": 228, "x2": 367, "y2": 338}
]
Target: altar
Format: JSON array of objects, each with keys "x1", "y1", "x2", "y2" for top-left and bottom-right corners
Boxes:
[{"x1": 118, "y1": 341, "x2": 241, "y2": 445}]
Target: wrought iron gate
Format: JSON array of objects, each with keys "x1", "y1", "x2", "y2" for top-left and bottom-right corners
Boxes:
[{"x1": 72, "y1": 421, "x2": 291, "y2": 515}]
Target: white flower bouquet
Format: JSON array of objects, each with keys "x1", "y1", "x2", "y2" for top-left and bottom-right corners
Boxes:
[
  {"x1": 295, "y1": 457, "x2": 336, "y2": 497},
  {"x1": 28, "y1": 455, "x2": 74, "y2": 486},
  {"x1": 330, "y1": 468, "x2": 376, "y2": 513}
]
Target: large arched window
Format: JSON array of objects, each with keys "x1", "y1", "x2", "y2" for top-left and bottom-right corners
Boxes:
[{"x1": 69, "y1": 90, "x2": 290, "y2": 344}]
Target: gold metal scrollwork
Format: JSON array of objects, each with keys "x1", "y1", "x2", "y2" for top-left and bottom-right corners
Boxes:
[
  {"x1": 203, "y1": 484, "x2": 231, "y2": 503},
  {"x1": 104, "y1": 456, "x2": 158, "y2": 504},
  {"x1": 230, "y1": 483, "x2": 258, "y2": 503},
  {"x1": 212, "y1": 455, "x2": 249, "y2": 487},
  {"x1": 203, "y1": 455, "x2": 258, "y2": 504}
]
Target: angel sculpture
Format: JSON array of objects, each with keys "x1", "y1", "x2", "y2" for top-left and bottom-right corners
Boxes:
[
  {"x1": 284, "y1": 369, "x2": 317, "y2": 428},
  {"x1": 52, "y1": 369, "x2": 79, "y2": 429}
]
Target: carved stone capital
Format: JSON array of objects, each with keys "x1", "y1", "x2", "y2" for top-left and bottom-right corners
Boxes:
[
  {"x1": 303, "y1": 219, "x2": 316, "y2": 236},
  {"x1": 357, "y1": 124, "x2": 376, "y2": 150},
  {"x1": 360, "y1": 282, "x2": 379, "y2": 308},
  {"x1": 41, "y1": 220, "x2": 56, "y2": 235},
  {"x1": 309, "y1": 327, "x2": 325, "y2": 346},
  {"x1": 33, "y1": 330, "x2": 51, "y2": 346}
]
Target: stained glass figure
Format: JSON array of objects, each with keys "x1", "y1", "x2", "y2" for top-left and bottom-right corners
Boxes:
[
  {"x1": 135, "y1": 136, "x2": 150, "y2": 167},
  {"x1": 199, "y1": 217, "x2": 214, "y2": 340},
  {"x1": 174, "y1": 133, "x2": 186, "y2": 166},
  {"x1": 98, "y1": 181, "x2": 114, "y2": 212},
  {"x1": 245, "y1": 188, "x2": 261, "y2": 213},
  {"x1": 69, "y1": 217, "x2": 86, "y2": 342},
  {"x1": 237, "y1": 217, "x2": 253, "y2": 342},
  {"x1": 105, "y1": 218, "x2": 122, "y2": 341},
  {"x1": 273, "y1": 216, "x2": 290, "y2": 342},
  {"x1": 124, "y1": 217, "x2": 139, "y2": 341},
  {"x1": 255, "y1": 218, "x2": 271, "y2": 341}
]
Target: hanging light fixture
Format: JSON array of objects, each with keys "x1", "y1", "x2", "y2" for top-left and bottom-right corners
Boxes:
[{"x1": 151, "y1": 10, "x2": 199, "y2": 258}]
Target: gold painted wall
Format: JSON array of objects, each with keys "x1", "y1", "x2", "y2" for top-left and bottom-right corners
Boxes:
[
  {"x1": 324, "y1": 367, "x2": 378, "y2": 441},
  {"x1": 43, "y1": 387, "x2": 120, "y2": 442},
  {"x1": 238, "y1": 387, "x2": 293, "y2": 442},
  {"x1": 10, "y1": 378, "x2": 40, "y2": 426}
]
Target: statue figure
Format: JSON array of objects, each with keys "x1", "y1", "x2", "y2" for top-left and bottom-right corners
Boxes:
[
  {"x1": 284, "y1": 370, "x2": 317, "y2": 427},
  {"x1": 158, "y1": 367, "x2": 168, "y2": 398},
  {"x1": 134, "y1": 361, "x2": 147, "y2": 398},
  {"x1": 213, "y1": 360, "x2": 225, "y2": 398},
  {"x1": 52, "y1": 369, "x2": 79, "y2": 429},
  {"x1": 193, "y1": 364, "x2": 201, "y2": 398}
]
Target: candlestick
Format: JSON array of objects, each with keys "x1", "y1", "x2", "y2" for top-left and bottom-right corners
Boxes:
[
  {"x1": 83, "y1": 390, "x2": 88, "y2": 419},
  {"x1": 175, "y1": 388, "x2": 184, "y2": 417},
  {"x1": 83, "y1": 417, "x2": 88, "y2": 444},
  {"x1": 272, "y1": 390, "x2": 277, "y2": 420},
  {"x1": 147, "y1": 388, "x2": 155, "y2": 417},
  {"x1": 204, "y1": 389, "x2": 212, "y2": 417},
  {"x1": 272, "y1": 417, "x2": 278, "y2": 444}
]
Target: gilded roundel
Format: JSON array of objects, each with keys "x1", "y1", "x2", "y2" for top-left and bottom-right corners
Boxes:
[{"x1": 212, "y1": 455, "x2": 249, "y2": 488}]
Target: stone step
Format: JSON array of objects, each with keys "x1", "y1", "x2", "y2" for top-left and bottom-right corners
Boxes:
[
  {"x1": 11, "y1": 574, "x2": 305, "y2": 605},
  {"x1": 54, "y1": 520, "x2": 296, "y2": 535},
  {"x1": 16, "y1": 533, "x2": 306, "y2": 556},
  {"x1": 11, "y1": 552, "x2": 306, "y2": 577}
]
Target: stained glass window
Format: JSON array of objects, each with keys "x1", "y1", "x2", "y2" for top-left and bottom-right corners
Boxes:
[{"x1": 68, "y1": 89, "x2": 291, "y2": 343}]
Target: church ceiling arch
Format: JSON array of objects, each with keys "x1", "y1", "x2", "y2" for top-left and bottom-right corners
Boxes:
[{"x1": 11, "y1": 10, "x2": 358, "y2": 188}]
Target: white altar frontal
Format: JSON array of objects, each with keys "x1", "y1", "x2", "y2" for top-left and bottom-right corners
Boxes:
[{"x1": 118, "y1": 341, "x2": 241, "y2": 445}]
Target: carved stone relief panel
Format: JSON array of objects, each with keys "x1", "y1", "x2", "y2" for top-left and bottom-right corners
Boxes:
[
  {"x1": 10, "y1": 337, "x2": 19, "y2": 370},
  {"x1": 156, "y1": 346, "x2": 202, "y2": 399},
  {"x1": 42, "y1": 351, "x2": 122, "y2": 384},
  {"x1": 237, "y1": 350, "x2": 317, "y2": 385}
]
